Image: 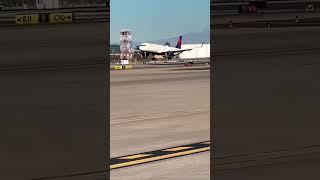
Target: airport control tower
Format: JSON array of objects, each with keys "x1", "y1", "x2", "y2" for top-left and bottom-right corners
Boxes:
[{"x1": 120, "y1": 29, "x2": 132, "y2": 65}]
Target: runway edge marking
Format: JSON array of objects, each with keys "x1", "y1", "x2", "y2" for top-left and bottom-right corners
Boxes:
[{"x1": 110, "y1": 141, "x2": 210, "y2": 170}]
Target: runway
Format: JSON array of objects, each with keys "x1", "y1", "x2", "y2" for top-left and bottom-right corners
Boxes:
[
  {"x1": 4, "y1": 20, "x2": 320, "y2": 179},
  {"x1": 0, "y1": 23, "x2": 107, "y2": 69},
  {"x1": 1, "y1": 23, "x2": 108, "y2": 180},
  {"x1": 111, "y1": 152, "x2": 210, "y2": 180},
  {"x1": 213, "y1": 27, "x2": 320, "y2": 179},
  {"x1": 111, "y1": 141, "x2": 210, "y2": 170},
  {"x1": 111, "y1": 66, "x2": 210, "y2": 179}
]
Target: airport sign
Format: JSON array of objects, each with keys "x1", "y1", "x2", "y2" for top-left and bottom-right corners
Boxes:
[
  {"x1": 39, "y1": 14, "x2": 50, "y2": 23},
  {"x1": 15, "y1": 14, "x2": 39, "y2": 25},
  {"x1": 49, "y1": 13, "x2": 73, "y2": 23}
]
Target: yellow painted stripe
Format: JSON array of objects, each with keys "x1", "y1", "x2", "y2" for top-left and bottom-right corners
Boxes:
[
  {"x1": 163, "y1": 146, "x2": 192, "y2": 152},
  {"x1": 119, "y1": 154, "x2": 152, "y2": 160},
  {"x1": 110, "y1": 147, "x2": 210, "y2": 169}
]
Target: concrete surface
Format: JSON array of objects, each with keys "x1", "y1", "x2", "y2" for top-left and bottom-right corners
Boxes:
[
  {"x1": 110, "y1": 66, "x2": 210, "y2": 179},
  {"x1": 111, "y1": 152, "x2": 210, "y2": 180}
]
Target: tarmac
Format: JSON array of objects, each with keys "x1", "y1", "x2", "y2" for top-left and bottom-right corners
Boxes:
[
  {"x1": 0, "y1": 23, "x2": 108, "y2": 180},
  {"x1": 111, "y1": 152, "x2": 210, "y2": 180},
  {"x1": 2, "y1": 21, "x2": 320, "y2": 180},
  {"x1": 213, "y1": 26, "x2": 320, "y2": 179},
  {"x1": 110, "y1": 66, "x2": 210, "y2": 180},
  {"x1": 213, "y1": 12, "x2": 320, "y2": 24},
  {"x1": 0, "y1": 23, "x2": 107, "y2": 69}
]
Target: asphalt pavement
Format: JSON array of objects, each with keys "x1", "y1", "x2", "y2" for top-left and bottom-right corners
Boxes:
[
  {"x1": 0, "y1": 23, "x2": 108, "y2": 180},
  {"x1": 213, "y1": 27, "x2": 320, "y2": 179},
  {"x1": 0, "y1": 23, "x2": 107, "y2": 69},
  {"x1": 3, "y1": 16, "x2": 320, "y2": 180}
]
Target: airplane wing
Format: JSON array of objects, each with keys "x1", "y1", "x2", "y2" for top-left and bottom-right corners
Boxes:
[
  {"x1": 160, "y1": 43, "x2": 204, "y2": 54},
  {"x1": 162, "y1": 48, "x2": 193, "y2": 54}
]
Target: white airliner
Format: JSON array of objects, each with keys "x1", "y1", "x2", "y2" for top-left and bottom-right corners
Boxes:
[{"x1": 137, "y1": 36, "x2": 202, "y2": 60}]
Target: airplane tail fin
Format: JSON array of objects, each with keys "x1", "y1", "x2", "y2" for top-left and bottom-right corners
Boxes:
[{"x1": 175, "y1": 35, "x2": 182, "y2": 49}]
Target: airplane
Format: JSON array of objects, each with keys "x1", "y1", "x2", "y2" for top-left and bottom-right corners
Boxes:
[{"x1": 137, "y1": 36, "x2": 203, "y2": 60}]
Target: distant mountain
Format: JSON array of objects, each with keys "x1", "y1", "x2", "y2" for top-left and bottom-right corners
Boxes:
[{"x1": 132, "y1": 30, "x2": 210, "y2": 48}]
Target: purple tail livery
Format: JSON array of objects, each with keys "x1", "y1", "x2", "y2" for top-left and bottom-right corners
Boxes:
[{"x1": 175, "y1": 36, "x2": 182, "y2": 49}]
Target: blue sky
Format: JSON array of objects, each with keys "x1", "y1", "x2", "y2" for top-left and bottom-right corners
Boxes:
[{"x1": 110, "y1": 0, "x2": 209, "y2": 44}]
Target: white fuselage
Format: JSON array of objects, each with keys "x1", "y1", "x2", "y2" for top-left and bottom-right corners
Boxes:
[{"x1": 138, "y1": 43, "x2": 181, "y2": 54}]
